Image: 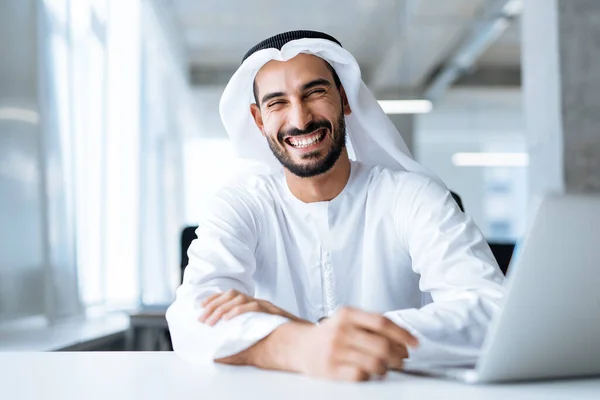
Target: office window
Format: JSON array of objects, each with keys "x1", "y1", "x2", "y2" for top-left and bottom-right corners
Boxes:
[
  {"x1": 71, "y1": 0, "x2": 108, "y2": 306},
  {"x1": 1, "y1": 0, "x2": 201, "y2": 327}
]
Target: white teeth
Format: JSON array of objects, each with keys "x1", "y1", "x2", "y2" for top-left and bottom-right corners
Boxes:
[{"x1": 289, "y1": 132, "x2": 324, "y2": 148}]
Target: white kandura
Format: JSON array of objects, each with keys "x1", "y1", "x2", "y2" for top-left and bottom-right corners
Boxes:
[{"x1": 167, "y1": 161, "x2": 505, "y2": 364}]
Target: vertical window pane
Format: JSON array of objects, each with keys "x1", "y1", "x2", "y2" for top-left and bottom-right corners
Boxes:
[
  {"x1": 104, "y1": 0, "x2": 141, "y2": 306},
  {"x1": 44, "y1": 0, "x2": 68, "y2": 26},
  {"x1": 73, "y1": 29, "x2": 106, "y2": 306},
  {"x1": 91, "y1": 0, "x2": 108, "y2": 23}
]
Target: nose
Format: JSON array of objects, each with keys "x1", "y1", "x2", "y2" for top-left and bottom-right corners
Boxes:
[{"x1": 288, "y1": 101, "x2": 313, "y2": 131}]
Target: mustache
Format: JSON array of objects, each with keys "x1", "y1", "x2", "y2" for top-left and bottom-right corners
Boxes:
[{"x1": 277, "y1": 120, "x2": 332, "y2": 142}]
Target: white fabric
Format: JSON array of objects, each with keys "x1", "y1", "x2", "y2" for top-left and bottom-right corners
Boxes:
[
  {"x1": 167, "y1": 161, "x2": 505, "y2": 364},
  {"x1": 218, "y1": 38, "x2": 441, "y2": 183}
]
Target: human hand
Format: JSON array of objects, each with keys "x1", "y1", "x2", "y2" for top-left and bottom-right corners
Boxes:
[
  {"x1": 198, "y1": 289, "x2": 305, "y2": 326},
  {"x1": 291, "y1": 307, "x2": 418, "y2": 381}
]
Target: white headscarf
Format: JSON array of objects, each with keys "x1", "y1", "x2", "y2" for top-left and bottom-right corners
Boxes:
[{"x1": 219, "y1": 37, "x2": 442, "y2": 184}]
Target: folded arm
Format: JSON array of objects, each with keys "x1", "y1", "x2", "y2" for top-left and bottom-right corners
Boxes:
[{"x1": 166, "y1": 188, "x2": 292, "y2": 363}]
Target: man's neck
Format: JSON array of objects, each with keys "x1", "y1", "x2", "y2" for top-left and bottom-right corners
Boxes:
[{"x1": 284, "y1": 151, "x2": 351, "y2": 203}]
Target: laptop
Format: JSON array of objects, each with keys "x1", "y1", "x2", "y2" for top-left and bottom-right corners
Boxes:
[{"x1": 403, "y1": 193, "x2": 600, "y2": 383}]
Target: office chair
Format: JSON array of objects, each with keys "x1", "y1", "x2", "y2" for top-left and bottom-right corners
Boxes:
[
  {"x1": 487, "y1": 242, "x2": 515, "y2": 275},
  {"x1": 180, "y1": 226, "x2": 198, "y2": 283},
  {"x1": 450, "y1": 191, "x2": 465, "y2": 212}
]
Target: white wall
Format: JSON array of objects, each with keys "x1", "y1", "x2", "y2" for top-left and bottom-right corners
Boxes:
[
  {"x1": 184, "y1": 86, "x2": 259, "y2": 224},
  {"x1": 191, "y1": 86, "x2": 228, "y2": 138},
  {"x1": 416, "y1": 87, "x2": 527, "y2": 241}
]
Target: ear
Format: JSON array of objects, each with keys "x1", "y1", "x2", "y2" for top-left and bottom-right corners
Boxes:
[
  {"x1": 339, "y1": 85, "x2": 352, "y2": 116},
  {"x1": 250, "y1": 103, "x2": 266, "y2": 137}
]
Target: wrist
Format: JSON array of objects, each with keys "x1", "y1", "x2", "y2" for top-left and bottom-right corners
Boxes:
[{"x1": 251, "y1": 321, "x2": 315, "y2": 372}]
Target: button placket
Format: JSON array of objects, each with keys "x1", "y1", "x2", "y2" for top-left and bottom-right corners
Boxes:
[
  {"x1": 319, "y1": 204, "x2": 337, "y2": 318},
  {"x1": 322, "y1": 250, "x2": 336, "y2": 317},
  {"x1": 308, "y1": 204, "x2": 338, "y2": 320},
  {"x1": 305, "y1": 210, "x2": 323, "y2": 319}
]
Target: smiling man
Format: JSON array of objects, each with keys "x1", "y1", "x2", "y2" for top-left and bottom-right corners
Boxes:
[{"x1": 167, "y1": 31, "x2": 505, "y2": 382}]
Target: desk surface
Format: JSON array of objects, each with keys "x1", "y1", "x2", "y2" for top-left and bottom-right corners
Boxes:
[{"x1": 1, "y1": 352, "x2": 599, "y2": 400}]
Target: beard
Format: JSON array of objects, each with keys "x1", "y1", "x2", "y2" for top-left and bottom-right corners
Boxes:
[{"x1": 266, "y1": 111, "x2": 346, "y2": 178}]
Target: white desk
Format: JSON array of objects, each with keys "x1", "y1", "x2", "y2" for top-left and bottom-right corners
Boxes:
[{"x1": 1, "y1": 352, "x2": 599, "y2": 400}]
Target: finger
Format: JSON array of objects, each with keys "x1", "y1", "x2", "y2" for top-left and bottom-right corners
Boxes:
[
  {"x1": 222, "y1": 302, "x2": 261, "y2": 321},
  {"x1": 205, "y1": 295, "x2": 247, "y2": 326},
  {"x1": 335, "y1": 348, "x2": 387, "y2": 377},
  {"x1": 388, "y1": 344, "x2": 408, "y2": 370},
  {"x1": 344, "y1": 328, "x2": 406, "y2": 368},
  {"x1": 200, "y1": 293, "x2": 221, "y2": 307},
  {"x1": 335, "y1": 365, "x2": 370, "y2": 382},
  {"x1": 343, "y1": 308, "x2": 419, "y2": 347},
  {"x1": 198, "y1": 291, "x2": 238, "y2": 322}
]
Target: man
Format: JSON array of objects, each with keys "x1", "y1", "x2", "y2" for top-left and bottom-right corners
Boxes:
[{"x1": 167, "y1": 31, "x2": 505, "y2": 382}]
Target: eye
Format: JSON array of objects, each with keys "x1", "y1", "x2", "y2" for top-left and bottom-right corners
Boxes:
[
  {"x1": 306, "y1": 88, "x2": 327, "y2": 97},
  {"x1": 267, "y1": 100, "x2": 286, "y2": 109}
]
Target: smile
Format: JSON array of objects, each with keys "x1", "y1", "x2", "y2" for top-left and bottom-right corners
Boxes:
[{"x1": 285, "y1": 129, "x2": 327, "y2": 148}]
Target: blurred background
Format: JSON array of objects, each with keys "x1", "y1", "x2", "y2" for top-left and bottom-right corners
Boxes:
[{"x1": 2, "y1": 0, "x2": 596, "y2": 351}]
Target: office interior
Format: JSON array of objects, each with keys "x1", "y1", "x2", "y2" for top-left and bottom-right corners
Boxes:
[{"x1": 1, "y1": 0, "x2": 598, "y2": 364}]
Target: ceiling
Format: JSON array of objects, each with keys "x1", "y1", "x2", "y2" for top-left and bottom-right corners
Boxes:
[{"x1": 166, "y1": 0, "x2": 521, "y2": 94}]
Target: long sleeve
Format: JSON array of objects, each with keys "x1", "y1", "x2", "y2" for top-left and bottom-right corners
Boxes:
[
  {"x1": 166, "y1": 187, "x2": 290, "y2": 364},
  {"x1": 385, "y1": 177, "x2": 506, "y2": 366}
]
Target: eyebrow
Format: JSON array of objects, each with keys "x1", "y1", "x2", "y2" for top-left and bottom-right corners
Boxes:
[
  {"x1": 260, "y1": 78, "x2": 333, "y2": 106},
  {"x1": 301, "y1": 78, "x2": 332, "y2": 92}
]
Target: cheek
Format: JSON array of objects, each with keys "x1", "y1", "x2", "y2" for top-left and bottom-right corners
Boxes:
[
  {"x1": 263, "y1": 113, "x2": 285, "y2": 139},
  {"x1": 314, "y1": 99, "x2": 341, "y2": 120}
]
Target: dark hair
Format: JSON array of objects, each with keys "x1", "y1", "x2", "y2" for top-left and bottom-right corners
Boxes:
[{"x1": 253, "y1": 60, "x2": 342, "y2": 107}]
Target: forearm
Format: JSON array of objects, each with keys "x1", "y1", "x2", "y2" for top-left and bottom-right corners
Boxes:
[
  {"x1": 215, "y1": 321, "x2": 312, "y2": 372},
  {"x1": 385, "y1": 294, "x2": 503, "y2": 364},
  {"x1": 167, "y1": 293, "x2": 293, "y2": 364}
]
